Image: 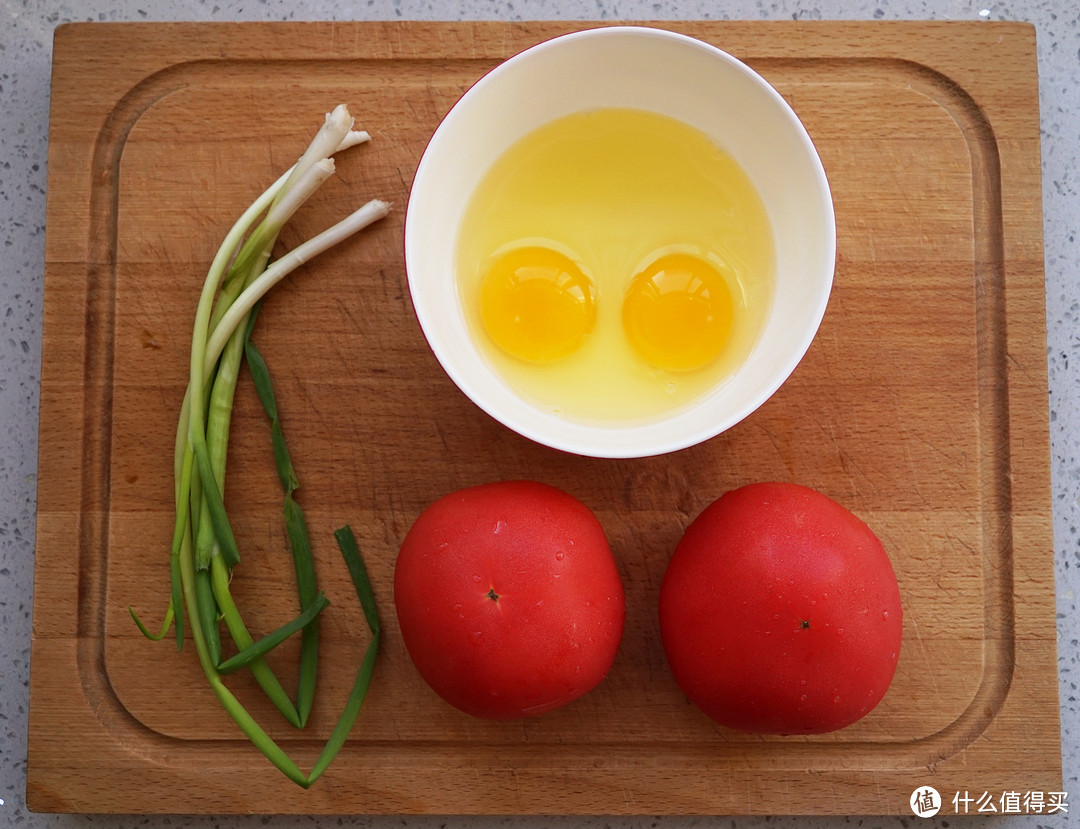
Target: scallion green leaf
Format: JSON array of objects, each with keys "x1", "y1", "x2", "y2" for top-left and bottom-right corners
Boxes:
[
  {"x1": 217, "y1": 593, "x2": 331, "y2": 676},
  {"x1": 334, "y1": 525, "x2": 380, "y2": 636},
  {"x1": 128, "y1": 601, "x2": 174, "y2": 641},
  {"x1": 306, "y1": 631, "x2": 380, "y2": 786}
]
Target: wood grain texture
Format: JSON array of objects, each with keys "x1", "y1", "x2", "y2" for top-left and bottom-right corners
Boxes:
[{"x1": 29, "y1": 20, "x2": 1059, "y2": 815}]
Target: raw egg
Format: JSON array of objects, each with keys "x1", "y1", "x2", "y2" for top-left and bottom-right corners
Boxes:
[
  {"x1": 478, "y1": 246, "x2": 597, "y2": 364},
  {"x1": 456, "y1": 108, "x2": 774, "y2": 424},
  {"x1": 623, "y1": 252, "x2": 735, "y2": 373}
]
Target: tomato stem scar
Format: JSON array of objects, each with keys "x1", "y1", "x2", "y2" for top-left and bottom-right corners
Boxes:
[
  {"x1": 486, "y1": 587, "x2": 500, "y2": 602},
  {"x1": 800, "y1": 619, "x2": 811, "y2": 629}
]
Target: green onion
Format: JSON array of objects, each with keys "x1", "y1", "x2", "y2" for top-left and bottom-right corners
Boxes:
[
  {"x1": 306, "y1": 525, "x2": 382, "y2": 786},
  {"x1": 193, "y1": 567, "x2": 223, "y2": 667},
  {"x1": 243, "y1": 322, "x2": 322, "y2": 727},
  {"x1": 307, "y1": 631, "x2": 380, "y2": 785},
  {"x1": 242, "y1": 312, "x2": 297, "y2": 492},
  {"x1": 334, "y1": 525, "x2": 381, "y2": 636},
  {"x1": 129, "y1": 105, "x2": 388, "y2": 785},
  {"x1": 128, "y1": 601, "x2": 173, "y2": 641},
  {"x1": 209, "y1": 552, "x2": 302, "y2": 727},
  {"x1": 217, "y1": 593, "x2": 331, "y2": 676},
  {"x1": 176, "y1": 510, "x2": 310, "y2": 787},
  {"x1": 283, "y1": 493, "x2": 321, "y2": 726}
]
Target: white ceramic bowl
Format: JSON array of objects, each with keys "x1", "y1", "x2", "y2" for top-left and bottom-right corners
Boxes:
[{"x1": 404, "y1": 26, "x2": 835, "y2": 458}]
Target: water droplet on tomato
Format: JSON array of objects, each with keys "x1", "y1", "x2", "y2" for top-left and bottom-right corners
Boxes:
[
  {"x1": 881, "y1": 610, "x2": 890, "y2": 621},
  {"x1": 493, "y1": 519, "x2": 507, "y2": 534},
  {"x1": 555, "y1": 550, "x2": 565, "y2": 561},
  {"x1": 800, "y1": 694, "x2": 807, "y2": 702},
  {"x1": 472, "y1": 574, "x2": 482, "y2": 583},
  {"x1": 833, "y1": 695, "x2": 841, "y2": 703}
]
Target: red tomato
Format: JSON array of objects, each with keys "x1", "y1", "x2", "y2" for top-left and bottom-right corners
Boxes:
[
  {"x1": 394, "y1": 481, "x2": 625, "y2": 719},
  {"x1": 659, "y1": 482, "x2": 902, "y2": 734}
]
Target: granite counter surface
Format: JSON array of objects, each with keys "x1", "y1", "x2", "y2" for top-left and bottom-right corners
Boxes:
[{"x1": 1, "y1": 1, "x2": 1077, "y2": 826}]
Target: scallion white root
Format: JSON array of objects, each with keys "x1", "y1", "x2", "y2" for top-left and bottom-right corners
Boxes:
[{"x1": 204, "y1": 198, "x2": 391, "y2": 373}]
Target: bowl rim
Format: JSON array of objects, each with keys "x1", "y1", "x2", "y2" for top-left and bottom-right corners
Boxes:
[{"x1": 404, "y1": 24, "x2": 836, "y2": 459}]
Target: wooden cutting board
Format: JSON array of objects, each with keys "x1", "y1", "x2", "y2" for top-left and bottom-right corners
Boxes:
[{"x1": 29, "y1": 20, "x2": 1060, "y2": 815}]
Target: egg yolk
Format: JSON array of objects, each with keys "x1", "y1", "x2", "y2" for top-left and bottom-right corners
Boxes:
[
  {"x1": 623, "y1": 253, "x2": 735, "y2": 373},
  {"x1": 479, "y1": 246, "x2": 597, "y2": 363}
]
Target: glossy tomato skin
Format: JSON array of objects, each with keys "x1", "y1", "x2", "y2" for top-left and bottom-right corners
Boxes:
[
  {"x1": 659, "y1": 482, "x2": 902, "y2": 734},
  {"x1": 394, "y1": 481, "x2": 625, "y2": 719}
]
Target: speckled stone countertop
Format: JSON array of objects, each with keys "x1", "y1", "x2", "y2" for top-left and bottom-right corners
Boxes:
[{"x1": 1, "y1": 0, "x2": 1076, "y2": 826}]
